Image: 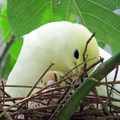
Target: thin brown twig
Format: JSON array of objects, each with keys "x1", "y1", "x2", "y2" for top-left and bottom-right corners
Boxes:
[
  {"x1": 57, "y1": 87, "x2": 70, "y2": 104},
  {"x1": 1, "y1": 84, "x2": 42, "y2": 89},
  {"x1": 0, "y1": 82, "x2": 17, "y2": 105},
  {"x1": 92, "y1": 88, "x2": 112, "y2": 117},
  {"x1": 1, "y1": 81, "x2": 5, "y2": 107},
  {"x1": 62, "y1": 57, "x2": 96, "y2": 79},
  {"x1": 3, "y1": 86, "x2": 67, "y2": 111},
  {"x1": 99, "y1": 81, "x2": 120, "y2": 85},
  {"x1": 97, "y1": 82, "x2": 120, "y2": 95},
  {"x1": 0, "y1": 83, "x2": 11, "y2": 98},
  {"x1": 10, "y1": 105, "x2": 57, "y2": 117},
  {"x1": 27, "y1": 61, "x2": 55, "y2": 97},
  {"x1": 1, "y1": 107, "x2": 13, "y2": 120},
  {"x1": 14, "y1": 104, "x2": 26, "y2": 120},
  {"x1": 109, "y1": 67, "x2": 119, "y2": 97},
  {"x1": 82, "y1": 32, "x2": 95, "y2": 77}
]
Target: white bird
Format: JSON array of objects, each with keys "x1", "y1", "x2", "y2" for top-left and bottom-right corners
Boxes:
[
  {"x1": 5, "y1": 21, "x2": 120, "y2": 105},
  {"x1": 5, "y1": 21, "x2": 99, "y2": 97}
]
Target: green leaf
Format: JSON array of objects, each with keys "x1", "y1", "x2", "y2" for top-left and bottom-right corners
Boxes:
[
  {"x1": 7, "y1": 0, "x2": 120, "y2": 53},
  {"x1": 9, "y1": 38, "x2": 23, "y2": 60},
  {"x1": 4, "y1": 56, "x2": 16, "y2": 77},
  {"x1": 98, "y1": 41, "x2": 106, "y2": 48},
  {"x1": 0, "y1": 8, "x2": 12, "y2": 43}
]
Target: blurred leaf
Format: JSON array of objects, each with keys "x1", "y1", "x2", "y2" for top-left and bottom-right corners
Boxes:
[
  {"x1": 9, "y1": 38, "x2": 23, "y2": 60},
  {"x1": 7, "y1": 0, "x2": 76, "y2": 38},
  {"x1": 0, "y1": 8, "x2": 12, "y2": 43},
  {"x1": 7, "y1": 0, "x2": 120, "y2": 53}
]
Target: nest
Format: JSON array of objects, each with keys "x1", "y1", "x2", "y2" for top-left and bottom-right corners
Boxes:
[{"x1": 0, "y1": 34, "x2": 120, "y2": 120}]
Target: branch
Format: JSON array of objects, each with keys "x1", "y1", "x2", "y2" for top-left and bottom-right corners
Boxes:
[{"x1": 53, "y1": 51, "x2": 120, "y2": 120}]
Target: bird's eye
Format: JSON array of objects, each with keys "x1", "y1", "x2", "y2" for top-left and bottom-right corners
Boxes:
[{"x1": 74, "y1": 49, "x2": 79, "y2": 59}]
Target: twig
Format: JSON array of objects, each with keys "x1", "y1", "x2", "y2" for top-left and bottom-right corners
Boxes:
[
  {"x1": 0, "y1": 84, "x2": 42, "y2": 89},
  {"x1": 27, "y1": 61, "x2": 55, "y2": 97},
  {"x1": 10, "y1": 105, "x2": 57, "y2": 117},
  {"x1": 62, "y1": 57, "x2": 96, "y2": 79},
  {"x1": 14, "y1": 104, "x2": 26, "y2": 119},
  {"x1": 0, "y1": 83, "x2": 11, "y2": 98},
  {"x1": 0, "y1": 82, "x2": 17, "y2": 105},
  {"x1": 98, "y1": 115, "x2": 120, "y2": 120},
  {"x1": 109, "y1": 67, "x2": 119, "y2": 97},
  {"x1": 82, "y1": 32, "x2": 95, "y2": 77},
  {"x1": 0, "y1": 104, "x2": 13, "y2": 120},
  {"x1": 92, "y1": 88, "x2": 112, "y2": 117},
  {"x1": 99, "y1": 81, "x2": 120, "y2": 85},
  {"x1": 1, "y1": 81, "x2": 5, "y2": 107}
]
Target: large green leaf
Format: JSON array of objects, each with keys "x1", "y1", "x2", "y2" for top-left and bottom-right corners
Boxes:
[{"x1": 7, "y1": 0, "x2": 120, "y2": 53}]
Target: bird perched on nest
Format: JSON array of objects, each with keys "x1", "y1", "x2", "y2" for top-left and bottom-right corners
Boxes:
[{"x1": 5, "y1": 21, "x2": 120, "y2": 104}]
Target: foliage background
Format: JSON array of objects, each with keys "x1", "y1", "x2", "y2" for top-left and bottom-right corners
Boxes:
[{"x1": 0, "y1": 0, "x2": 120, "y2": 79}]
